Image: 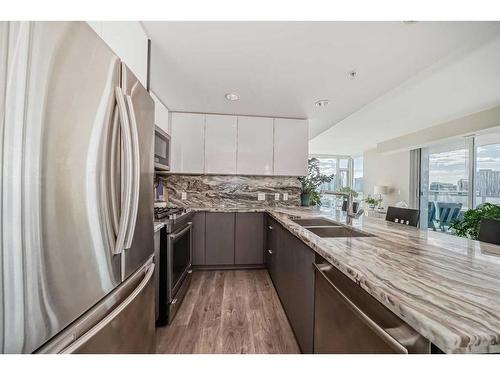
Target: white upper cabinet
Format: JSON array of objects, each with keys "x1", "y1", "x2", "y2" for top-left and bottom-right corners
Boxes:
[
  {"x1": 273, "y1": 118, "x2": 309, "y2": 176},
  {"x1": 87, "y1": 21, "x2": 148, "y2": 88},
  {"x1": 151, "y1": 92, "x2": 170, "y2": 135},
  {"x1": 205, "y1": 114, "x2": 237, "y2": 174},
  {"x1": 237, "y1": 116, "x2": 274, "y2": 175},
  {"x1": 170, "y1": 112, "x2": 308, "y2": 176},
  {"x1": 171, "y1": 113, "x2": 205, "y2": 174}
]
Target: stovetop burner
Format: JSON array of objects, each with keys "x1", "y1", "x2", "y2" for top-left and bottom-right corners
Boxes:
[{"x1": 154, "y1": 207, "x2": 187, "y2": 220}]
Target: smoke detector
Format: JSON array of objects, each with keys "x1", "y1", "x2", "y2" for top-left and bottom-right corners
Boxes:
[{"x1": 348, "y1": 70, "x2": 358, "y2": 80}]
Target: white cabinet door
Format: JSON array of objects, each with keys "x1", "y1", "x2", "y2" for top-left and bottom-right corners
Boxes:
[
  {"x1": 171, "y1": 113, "x2": 205, "y2": 173},
  {"x1": 237, "y1": 116, "x2": 274, "y2": 175},
  {"x1": 205, "y1": 114, "x2": 237, "y2": 174},
  {"x1": 274, "y1": 118, "x2": 309, "y2": 176},
  {"x1": 151, "y1": 92, "x2": 169, "y2": 135},
  {"x1": 87, "y1": 22, "x2": 148, "y2": 88}
]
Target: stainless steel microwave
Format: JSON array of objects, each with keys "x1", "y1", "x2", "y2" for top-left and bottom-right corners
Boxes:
[{"x1": 154, "y1": 126, "x2": 171, "y2": 171}]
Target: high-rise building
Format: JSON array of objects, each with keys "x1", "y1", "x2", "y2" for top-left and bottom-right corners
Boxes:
[
  {"x1": 457, "y1": 179, "x2": 469, "y2": 192},
  {"x1": 476, "y1": 169, "x2": 500, "y2": 197}
]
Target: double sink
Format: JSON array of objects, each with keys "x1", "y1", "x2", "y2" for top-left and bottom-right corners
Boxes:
[{"x1": 292, "y1": 217, "x2": 374, "y2": 238}]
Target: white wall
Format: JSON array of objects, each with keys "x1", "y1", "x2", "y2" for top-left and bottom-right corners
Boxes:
[
  {"x1": 377, "y1": 105, "x2": 500, "y2": 154},
  {"x1": 363, "y1": 148, "x2": 410, "y2": 208}
]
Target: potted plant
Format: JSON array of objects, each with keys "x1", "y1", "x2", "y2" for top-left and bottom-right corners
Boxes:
[
  {"x1": 364, "y1": 195, "x2": 382, "y2": 210},
  {"x1": 449, "y1": 203, "x2": 500, "y2": 239},
  {"x1": 298, "y1": 158, "x2": 334, "y2": 207}
]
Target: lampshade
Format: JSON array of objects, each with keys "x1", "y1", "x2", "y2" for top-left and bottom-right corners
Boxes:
[{"x1": 374, "y1": 185, "x2": 389, "y2": 195}]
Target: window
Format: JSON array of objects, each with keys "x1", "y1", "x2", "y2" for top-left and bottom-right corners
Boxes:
[
  {"x1": 420, "y1": 139, "x2": 469, "y2": 231},
  {"x1": 312, "y1": 155, "x2": 361, "y2": 207},
  {"x1": 353, "y1": 156, "x2": 364, "y2": 200},
  {"x1": 475, "y1": 133, "x2": 500, "y2": 206},
  {"x1": 418, "y1": 128, "x2": 500, "y2": 233},
  {"x1": 317, "y1": 158, "x2": 337, "y2": 192}
]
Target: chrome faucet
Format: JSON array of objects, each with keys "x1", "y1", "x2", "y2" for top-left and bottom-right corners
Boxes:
[{"x1": 324, "y1": 191, "x2": 364, "y2": 225}]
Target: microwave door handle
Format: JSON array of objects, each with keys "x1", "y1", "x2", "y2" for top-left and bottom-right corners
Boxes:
[
  {"x1": 124, "y1": 94, "x2": 141, "y2": 250},
  {"x1": 113, "y1": 87, "x2": 133, "y2": 255}
]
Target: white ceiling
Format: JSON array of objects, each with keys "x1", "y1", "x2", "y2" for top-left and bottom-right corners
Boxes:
[
  {"x1": 310, "y1": 34, "x2": 500, "y2": 155},
  {"x1": 143, "y1": 21, "x2": 500, "y2": 153}
]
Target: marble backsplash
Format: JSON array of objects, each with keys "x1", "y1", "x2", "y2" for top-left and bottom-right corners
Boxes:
[{"x1": 160, "y1": 175, "x2": 302, "y2": 208}]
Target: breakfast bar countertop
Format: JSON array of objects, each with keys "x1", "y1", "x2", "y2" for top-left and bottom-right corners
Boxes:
[{"x1": 190, "y1": 205, "x2": 500, "y2": 354}]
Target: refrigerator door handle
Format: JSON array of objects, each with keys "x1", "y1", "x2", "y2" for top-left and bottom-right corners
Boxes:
[
  {"x1": 60, "y1": 263, "x2": 155, "y2": 354},
  {"x1": 113, "y1": 87, "x2": 134, "y2": 255},
  {"x1": 109, "y1": 105, "x2": 120, "y2": 236},
  {"x1": 123, "y1": 93, "x2": 141, "y2": 250}
]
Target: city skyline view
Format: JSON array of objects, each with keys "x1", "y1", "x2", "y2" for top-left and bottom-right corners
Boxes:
[
  {"x1": 429, "y1": 143, "x2": 500, "y2": 186},
  {"x1": 427, "y1": 142, "x2": 500, "y2": 207}
]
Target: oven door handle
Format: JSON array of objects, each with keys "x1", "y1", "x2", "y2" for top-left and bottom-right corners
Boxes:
[{"x1": 168, "y1": 222, "x2": 192, "y2": 241}]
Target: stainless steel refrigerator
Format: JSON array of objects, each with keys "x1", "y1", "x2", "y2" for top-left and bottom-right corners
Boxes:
[{"x1": 0, "y1": 21, "x2": 155, "y2": 353}]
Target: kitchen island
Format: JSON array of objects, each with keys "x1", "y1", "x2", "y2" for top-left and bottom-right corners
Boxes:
[{"x1": 190, "y1": 205, "x2": 500, "y2": 354}]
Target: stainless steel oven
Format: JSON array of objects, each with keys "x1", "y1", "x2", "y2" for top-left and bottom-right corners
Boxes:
[
  {"x1": 167, "y1": 222, "x2": 192, "y2": 303},
  {"x1": 156, "y1": 208, "x2": 193, "y2": 326},
  {"x1": 154, "y1": 126, "x2": 170, "y2": 171}
]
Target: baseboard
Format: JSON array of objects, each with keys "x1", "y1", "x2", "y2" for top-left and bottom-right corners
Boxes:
[{"x1": 192, "y1": 264, "x2": 266, "y2": 271}]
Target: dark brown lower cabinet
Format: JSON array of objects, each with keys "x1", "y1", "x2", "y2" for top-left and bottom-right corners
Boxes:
[
  {"x1": 235, "y1": 213, "x2": 265, "y2": 265},
  {"x1": 266, "y1": 217, "x2": 279, "y2": 282},
  {"x1": 266, "y1": 215, "x2": 314, "y2": 354},
  {"x1": 192, "y1": 212, "x2": 206, "y2": 266},
  {"x1": 193, "y1": 212, "x2": 265, "y2": 267},
  {"x1": 205, "y1": 212, "x2": 235, "y2": 265}
]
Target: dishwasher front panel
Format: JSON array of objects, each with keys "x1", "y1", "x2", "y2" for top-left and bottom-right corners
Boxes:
[{"x1": 313, "y1": 263, "x2": 430, "y2": 354}]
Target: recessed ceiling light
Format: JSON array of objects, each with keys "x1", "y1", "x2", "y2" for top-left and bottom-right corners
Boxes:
[
  {"x1": 315, "y1": 99, "x2": 330, "y2": 107},
  {"x1": 348, "y1": 70, "x2": 358, "y2": 80},
  {"x1": 225, "y1": 93, "x2": 240, "y2": 101}
]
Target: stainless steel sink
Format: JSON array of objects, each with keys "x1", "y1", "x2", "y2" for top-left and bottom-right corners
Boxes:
[
  {"x1": 292, "y1": 217, "x2": 342, "y2": 227},
  {"x1": 306, "y1": 226, "x2": 374, "y2": 238}
]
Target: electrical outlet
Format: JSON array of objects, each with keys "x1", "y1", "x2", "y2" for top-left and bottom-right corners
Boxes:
[
  {"x1": 274, "y1": 193, "x2": 280, "y2": 201},
  {"x1": 257, "y1": 193, "x2": 265, "y2": 201},
  {"x1": 283, "y1": 193, "x2": 289, "y2": 201},
  {"x1": 181, "y1": 191, "x2": 187, "y2": 200}
]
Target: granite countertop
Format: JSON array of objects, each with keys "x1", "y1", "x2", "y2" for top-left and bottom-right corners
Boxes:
[{"x1": 191, "y1": 205, "x2": 500, "y2": 354}]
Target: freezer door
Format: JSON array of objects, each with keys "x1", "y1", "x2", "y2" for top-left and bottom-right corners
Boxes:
[
  {"x1": 121, "y1": 64, "x2": 154, "y2": 279},
  {"x1": 36, "y1": 261, "x2": 156, "y2": 354},
  {"x1": 1, "y1": 22, "x2": 123, "y2": 353}
]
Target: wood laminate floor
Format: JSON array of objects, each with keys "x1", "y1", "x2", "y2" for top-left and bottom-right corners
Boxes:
[{"x1": 156, "y1": 269, "x2": 300, "y2": 354}]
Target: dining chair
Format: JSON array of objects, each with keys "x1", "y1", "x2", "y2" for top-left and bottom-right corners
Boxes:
[
  {"x1": 428, "y1": 202, "x2": 436, "y2": 230},
  {"x1": 385, "y1": 206, "x2": 420, "y2": 227},
  {"x1": 478, "y1": 218, "x2": 500, "y2": 245},
  {"x1": 436, "y1": 202, "x2": 462, "y2": 231}
]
